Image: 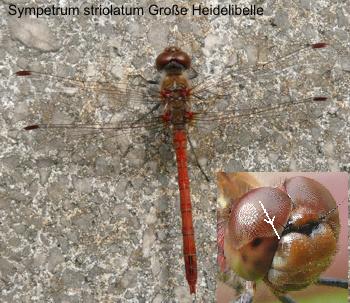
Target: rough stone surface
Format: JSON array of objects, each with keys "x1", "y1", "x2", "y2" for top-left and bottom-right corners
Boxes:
[{"x1": 1, "y1": 0, "x2": 349, "y2": 302}]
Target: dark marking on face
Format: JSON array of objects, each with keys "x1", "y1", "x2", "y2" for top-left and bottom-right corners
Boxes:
[{"x1": 251, "y1": 237, "x2": 262, "y2": 247}]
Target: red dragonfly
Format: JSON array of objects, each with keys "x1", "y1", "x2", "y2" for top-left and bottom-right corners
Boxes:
[{"x1": 16, "y1": 42, "x2": 331, "y2": 295}]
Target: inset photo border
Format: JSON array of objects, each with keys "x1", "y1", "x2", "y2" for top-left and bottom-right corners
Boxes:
[{"x1": 217, "y1": 172, "x2": 348, "y2": 303}]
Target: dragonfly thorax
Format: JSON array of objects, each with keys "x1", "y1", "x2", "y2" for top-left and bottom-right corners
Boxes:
[
  {"x1": 163, "y1": 103, "x2": 190, "y2": 130},
  {"x1": 160, "y1": 75, "x2": 192, "y2": 129},
  {"x1": 160, "y1": 74, "x2": 191, "y2": 99}
]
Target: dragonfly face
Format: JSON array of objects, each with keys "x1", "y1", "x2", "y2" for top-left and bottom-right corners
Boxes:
[{"x1": 218, "y1": 172, "x2": 347, "y2": 302}]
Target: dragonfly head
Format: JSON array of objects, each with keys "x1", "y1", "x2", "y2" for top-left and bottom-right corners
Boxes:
[{"x1": 156, "y1": 46, "x2": 191, "y2": 74}]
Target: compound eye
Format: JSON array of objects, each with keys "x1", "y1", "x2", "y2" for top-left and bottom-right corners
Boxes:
[
  {"x1": 155, "y1": 47, "x2": 191, "y2": 71},
  {"x1": 283, "y1": 176, "x2": 340, "y2": 236},
  {"x1": 229, "y1": 187, "x2": 292, "y2": 247},
  {"x1": 224, "y1": 187, "x2": 292, "y2": 281}
]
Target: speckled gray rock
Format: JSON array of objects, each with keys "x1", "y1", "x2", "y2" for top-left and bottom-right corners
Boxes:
[
  {"x1": 1, "y1": 0, "x2": 349, "y2": 303},
  {"x1": 8, "y1": 17, "x2": 60, "y2": 52}
]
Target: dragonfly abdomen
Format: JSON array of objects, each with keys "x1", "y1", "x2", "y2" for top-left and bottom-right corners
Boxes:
[{"x1": 173, "y1": 129, "x2": 197, "y2": 294}]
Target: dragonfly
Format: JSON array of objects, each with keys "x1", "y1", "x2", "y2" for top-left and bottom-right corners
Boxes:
[{"x1": 15, "y1": 42, "x2": 333, "y2": 295}]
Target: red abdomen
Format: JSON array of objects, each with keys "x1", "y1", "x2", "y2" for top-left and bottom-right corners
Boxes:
[{"x1": 173, "y1": 130, "x2": 197, "y2": 294}]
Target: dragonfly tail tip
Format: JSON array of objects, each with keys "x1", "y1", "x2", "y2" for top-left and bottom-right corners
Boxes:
[{"x1": 189, "y1": 283, "x2": 196, "y2": 294}]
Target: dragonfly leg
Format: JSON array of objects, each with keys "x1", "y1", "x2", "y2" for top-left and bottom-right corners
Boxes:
[
  {"x1": 132, "y1": 103, "x2": 161, "y2": 125},
  {"x1": 276, "y1": 294, "x2": 296, "y2": 303},
  {"x1": 128, "y1": 73, "x2": 160, "y2": 85},
  {"x1": 316, "y1": 277, "x2": 348, "y2": 288},
  {"x1": 187, "y1": 133, "x2": 210, "y2": 182},
  {"x1": 188, "y1": 67, "x2": 198, "y2": 80}
]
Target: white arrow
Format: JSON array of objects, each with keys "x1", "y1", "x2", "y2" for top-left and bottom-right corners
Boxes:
[{"x1": 259, "y1": 200, "x2": 280, "y2": 239}]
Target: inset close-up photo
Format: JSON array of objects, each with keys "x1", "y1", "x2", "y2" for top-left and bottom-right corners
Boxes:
[{"x1": 217, "y1": 172, "x2": 348, "y2": 303}]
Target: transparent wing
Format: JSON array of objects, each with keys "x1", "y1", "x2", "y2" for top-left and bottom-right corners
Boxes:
[{"x1": 191, "y1": 42, "x2": 335, "y2": 109}]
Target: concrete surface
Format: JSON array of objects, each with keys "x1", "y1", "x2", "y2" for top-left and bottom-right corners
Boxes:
[{"x1": 0, "y1": 0, "x2": 349, "y2": 302}]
